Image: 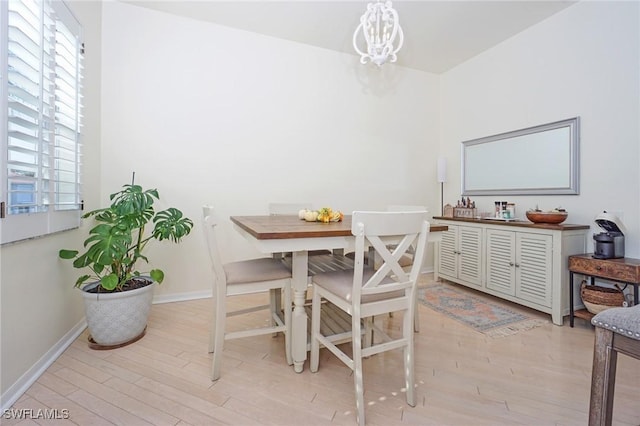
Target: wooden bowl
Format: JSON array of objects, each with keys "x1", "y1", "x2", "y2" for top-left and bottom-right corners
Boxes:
[{"x1": 525, "y1": 211, "x2": 568, "y2": 224}]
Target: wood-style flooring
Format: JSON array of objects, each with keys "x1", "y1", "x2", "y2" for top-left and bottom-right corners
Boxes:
[{"x1": 5, "y1": 274, "x2": 640, "y2": 425}]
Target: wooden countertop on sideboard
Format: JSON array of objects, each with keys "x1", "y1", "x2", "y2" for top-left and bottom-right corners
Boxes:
[{"x1": 432, "y1": 216, "x2": 590, "y2": 231}]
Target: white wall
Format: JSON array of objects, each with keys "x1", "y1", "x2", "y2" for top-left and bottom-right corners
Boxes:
[
  {"x1": 0, "y1": 0, "x2": 102, "y2": 406},
  {"x1": 440, "y1": 1, "x2": 640, "y2": 256},
  {"x1": 100, "y1": 1, "x2": 441, "y2": 299}
]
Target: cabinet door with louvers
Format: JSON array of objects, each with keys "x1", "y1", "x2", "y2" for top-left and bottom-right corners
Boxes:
[
  {"x1": 458, "y1": 226, "x2": 483, "y2": 287},
  {"x1": 438, "y1": 225, "x2": 459, "y2": 280},
  {"x1": 486, "y1": 229, "x2": 517, "y2": 296},
  {"x1": 516, "y1": 232, "x2": 553, "y2": 308}
]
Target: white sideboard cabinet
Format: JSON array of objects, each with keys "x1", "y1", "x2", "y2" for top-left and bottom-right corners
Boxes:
[{"x1": 434, "y1": 217, "x2": 589, "y2": 325}]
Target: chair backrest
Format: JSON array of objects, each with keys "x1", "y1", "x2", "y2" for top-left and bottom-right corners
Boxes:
[
  {"x1": 268, "y1": 203, "x2": 312, "y2": 215},
  {"x1": 202, "y1": 206, "x2": 227, "y2": 289},
  {"x1": 350, "y1": 211, "x2": 430, "y2": 303}
]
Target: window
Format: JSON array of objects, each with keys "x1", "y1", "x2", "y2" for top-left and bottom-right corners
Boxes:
[{"x1": 0, "y1": 0, "x2": 83, "y2": 244}]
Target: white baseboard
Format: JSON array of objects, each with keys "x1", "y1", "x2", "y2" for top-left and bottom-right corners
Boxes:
[
  {"x1": 421, "y1": 266, "x2": 434, "y2": 275},
  {"x1": 0, "y1": 319, "x2": 87, "y2": 412}
]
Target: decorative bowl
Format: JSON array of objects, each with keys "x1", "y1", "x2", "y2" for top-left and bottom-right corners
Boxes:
[{"x1": 525, "y1": 211, "x2": 568, "y2": 224}]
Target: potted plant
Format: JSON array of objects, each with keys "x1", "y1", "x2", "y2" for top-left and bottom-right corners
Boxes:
[{"x1": 59, "y1": 181, "x2": 193, "y2": 349}]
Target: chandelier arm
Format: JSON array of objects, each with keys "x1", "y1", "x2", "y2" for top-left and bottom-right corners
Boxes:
[{"x1": 353, "y1": 22, "x2": 367, "y2": 57}]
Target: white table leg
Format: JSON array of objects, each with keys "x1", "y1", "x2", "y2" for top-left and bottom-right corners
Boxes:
[{"x1": 291, "y1": 251, "x2": 309, "y2": 373}]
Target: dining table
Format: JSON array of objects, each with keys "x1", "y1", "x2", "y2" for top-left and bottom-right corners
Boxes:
[{"x1": 230, "y1": 214, "x2": 448, "y2": 373}]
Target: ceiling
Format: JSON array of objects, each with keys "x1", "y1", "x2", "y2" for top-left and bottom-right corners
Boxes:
[{"x1": 126, "y1": 1, "x2": 577, "y2": 74}]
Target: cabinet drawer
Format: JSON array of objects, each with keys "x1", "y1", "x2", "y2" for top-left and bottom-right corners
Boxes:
[{"x1": 569, "y1": 257, "x2": 640, "y2": 282}]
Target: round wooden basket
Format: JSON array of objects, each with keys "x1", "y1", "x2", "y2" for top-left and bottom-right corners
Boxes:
[{"x1": 580, "y1": 281, "x2": 626, "y2": 315}]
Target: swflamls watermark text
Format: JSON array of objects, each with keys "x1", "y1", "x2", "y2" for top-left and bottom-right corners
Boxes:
[{"x1": 2, "y1": 408, "x2": 70, "y2": 420}]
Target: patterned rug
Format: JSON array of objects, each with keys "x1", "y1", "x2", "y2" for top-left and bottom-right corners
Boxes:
[{"x1": 417, "y1": 282, "x2": 548, "y2": 337}]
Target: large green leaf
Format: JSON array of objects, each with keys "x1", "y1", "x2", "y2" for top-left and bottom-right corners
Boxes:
[
  {"x1": 153, "y1": 208, "x2": 194, "y2": 242},
  {"x1": 150, "y1": 269, "x2": 164, "y2": 284},
  {"x1": 111, "y1": 185, "x2": 158, "y2": 216},
  {"x1": 100, "y1": 274, "x2": 119, "y2": 291},
  {"x1": 59, "y1": 249, "x2": 78, "y2": 259},
  {"x1": 80, "y1": 223, "x2": 132, "y2": 268}
]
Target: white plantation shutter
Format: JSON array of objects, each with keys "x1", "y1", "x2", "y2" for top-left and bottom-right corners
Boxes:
[{"x1": 1, "y1": 0, "x2": 83, "y2": 243}]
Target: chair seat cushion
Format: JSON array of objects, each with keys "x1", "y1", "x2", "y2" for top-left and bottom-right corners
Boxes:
[
  {"x1": 313, "y1": 269, "x2": 403, "y2": 303},
  {"x1": 591, "y1": 304, "x2": 640, "y2": 340},
  {"x1": 224, "y1": 258, "x2": 292, "y2": 284}
]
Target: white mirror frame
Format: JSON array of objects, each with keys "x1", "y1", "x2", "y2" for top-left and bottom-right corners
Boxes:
[{"x1": 461, "y1": 117, "x2": 580, "y2": 196}]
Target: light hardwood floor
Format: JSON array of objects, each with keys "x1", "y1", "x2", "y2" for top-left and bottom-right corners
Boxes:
[{"x1": 5, "y1": 274, "x2": 640, "y2": 425}]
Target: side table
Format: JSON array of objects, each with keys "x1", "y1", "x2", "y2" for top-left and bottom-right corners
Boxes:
[{"x1": 568, "y1": 254, "x2": 640, "y2": 327}]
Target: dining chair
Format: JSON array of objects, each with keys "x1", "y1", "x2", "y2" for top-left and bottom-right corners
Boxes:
[
  {"x1": 345, "y1": 205, "x2": 427, "y2": 332},
  {"x1": 202, "y1": 206, "x2": 292, "y2": 381},
  {"x1": 589, "y1": 304, "x2": 640, "y2": 425},
  {"x1": 387, "y1": 205, "x2": 428, "y2": 332},
  {"x1": 309, "y1": 210, "x2": 430, "y2": 426}
]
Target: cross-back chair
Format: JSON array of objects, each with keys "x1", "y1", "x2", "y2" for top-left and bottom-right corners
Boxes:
[
  {"x1": 387, "y1": 205, "x2": 428, "y2": 332},
  {"x1": 202, "y1": 206, "x2": 292, "y2": 381},
  {"x1": 309, "y1": 210, "x2": 430, "y2": 426},
  {"x1": 345, "y1": 205, "x2": 427, "y2": 332}
]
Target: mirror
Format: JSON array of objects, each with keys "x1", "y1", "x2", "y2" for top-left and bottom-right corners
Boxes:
[{"x1": 462, "y1": 117, "x2": 580, "y2": 195}]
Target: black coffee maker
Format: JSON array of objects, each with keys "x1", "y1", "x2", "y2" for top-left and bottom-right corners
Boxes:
[{"x1": 593, "y1": 212, "x2": 625, "y2": 259}]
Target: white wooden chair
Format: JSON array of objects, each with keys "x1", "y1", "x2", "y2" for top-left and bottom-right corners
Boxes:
[
  {"x1": 202, "y1": 206, "x2": 292, "y2": 381},
  {"x1": 345, "y1": 205, "x2": 427, "y2": 332},
  {"x1": 309, "y1": 210, "x2": 430, "y2": 426},
  {"x1": 387, "y1": 205, "x2": 427, "y2": 332}
]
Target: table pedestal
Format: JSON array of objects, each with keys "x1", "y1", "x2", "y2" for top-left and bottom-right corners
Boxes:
[{"x1": 291, "y1": 251, "x2": 309, "y2": 372}]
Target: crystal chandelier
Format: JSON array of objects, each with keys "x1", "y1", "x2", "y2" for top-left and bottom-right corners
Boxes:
[{"x1": 353, "y1": 0, "x2": 404, "y2": 67}]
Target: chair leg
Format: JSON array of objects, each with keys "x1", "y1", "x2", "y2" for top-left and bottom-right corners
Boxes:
[
  {"x1": 211, "y1": 293, "x2": 226, "y2": 381},
  {"x1": 364, "y1": 317, "x2": 373, "y2": 349},
  {"x1": 208, "y1": 296, "x2": 217, "y2": 353},
  {"x1": 589, "y1": 327, "x2": 617, "y2": 426},
  {"x1": 283, "y1": 284, "x2": 293, "y2": 366},
  {"x1": 270, "y1": 288, "x2": 281, "y2": 336},
  {"x1": 404, "y1": 306, "x2": 416, "y2": 407},
  {"x1": 414, "y1": 298, "x2": 420, "y2": 333},
  {"x1": 352, "y1": 313, "x2": 366, "y2": 426},
  {"x1": 310, "y1": 289, "x2": 321, "y2": 373}
]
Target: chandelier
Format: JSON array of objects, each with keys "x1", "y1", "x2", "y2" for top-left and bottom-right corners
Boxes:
[{"x1": 352, "y1": 0, "x2": 404, "y2": 67}]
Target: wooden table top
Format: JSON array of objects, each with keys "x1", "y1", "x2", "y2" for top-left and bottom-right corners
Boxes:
[
  {"x1": 569, "y1": 253, "x2": 640, "y2": 266},
  {"x1": 230, "y1": 215, "x2": 448, "y2": 240}
]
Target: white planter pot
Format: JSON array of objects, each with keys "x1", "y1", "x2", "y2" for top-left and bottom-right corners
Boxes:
[{"x1": 81, "y1": 280, "x2": 156, "y2": 348}]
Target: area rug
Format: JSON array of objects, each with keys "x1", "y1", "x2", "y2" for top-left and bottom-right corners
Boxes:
[{"x1": 417, "y1": 283, "x2": 548, "y2": 338}]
